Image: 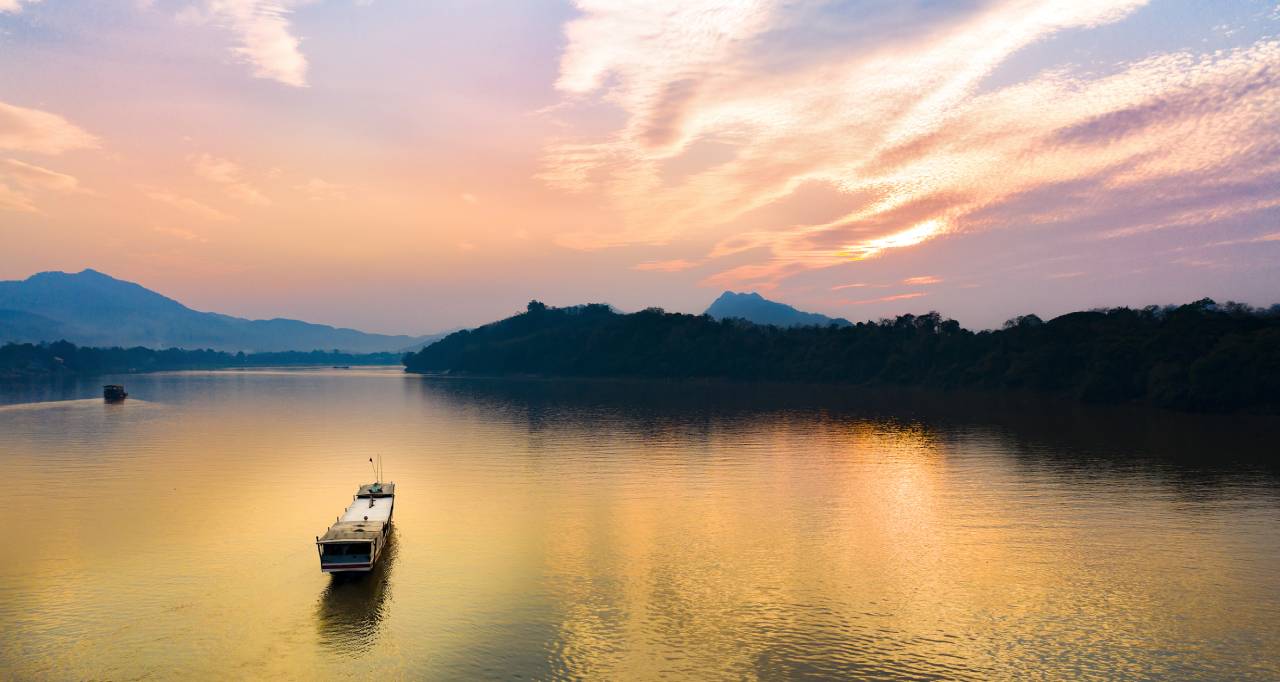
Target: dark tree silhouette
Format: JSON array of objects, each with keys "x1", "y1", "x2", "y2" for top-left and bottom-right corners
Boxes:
[{"x1": 403, "y1": 299, "x2": 1280, "y2": 414}]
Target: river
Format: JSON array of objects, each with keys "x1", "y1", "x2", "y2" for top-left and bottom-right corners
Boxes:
[{"x1": 1, "y1": 368, "x2": 1277, "y2": 679}]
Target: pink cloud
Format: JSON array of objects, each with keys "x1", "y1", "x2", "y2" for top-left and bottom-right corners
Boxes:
[
  {"x1": 0, "y1": 100, "x2": 97, "y2": 155},
  {"x1": 837, "y1": 292, "x2": 928, "y2": 306},
  {"x1": 541, "y1": 2, "x2": 1280, "y2": 291}
]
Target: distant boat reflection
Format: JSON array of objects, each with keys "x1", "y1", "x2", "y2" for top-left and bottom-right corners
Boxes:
[{"x1": 315, "y1": 528, "x2": 397, "y2": 654}]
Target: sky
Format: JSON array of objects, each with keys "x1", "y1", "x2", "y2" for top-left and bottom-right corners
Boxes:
[{"x1": 1, "y1": 0, "x2": 1278, "y2": 334}]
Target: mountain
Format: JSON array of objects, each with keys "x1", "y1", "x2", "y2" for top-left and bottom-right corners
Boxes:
[
  {"x1": 705, "y1": 291, "x2": 851, "y2": 327},
  {"x1": 0, "y1": 309, "x2": 71, "y2": 342},
  {"x1": 0, "y1": 269, "x2": 437, "y2": 352}
]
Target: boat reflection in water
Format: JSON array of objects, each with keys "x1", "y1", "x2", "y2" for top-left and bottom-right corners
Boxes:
[{"x1": 315, "y1": 528, "x2": 397, "y2": 653}]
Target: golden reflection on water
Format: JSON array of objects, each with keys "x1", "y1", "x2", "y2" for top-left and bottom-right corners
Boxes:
[
  {"x1": 0, "y1": 369, "x2": 1278, "y2": 679},
  {"x1": 316, "y1": 531, "x2": 396, "y2": 655}
]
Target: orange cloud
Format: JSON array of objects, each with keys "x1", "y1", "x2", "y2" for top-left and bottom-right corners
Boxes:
[
  {"x1": 0, "y1": 100, "x2": 97, "y2": 155},
  {"x1": 0, "y1": 0, "x2": 40, "y2": 14},
  {"x1": 541, "y1": 1, "x2": 1280, "y2": 290},
  {"x1": 0, "y1": 182, "x2": 37, "y2": 213},
  {"x1": 4, "y1": 159, "x2": 80, "y2": 192},
  {"x1": 841, "y1": 220, "x2": 949, "y2": 261},
  {"x1": 0, "y1": 158, "x2": 86, "y2": 213},
  {"x1": 143, "y1": 188, "x2": 236, "y2": 223},
  {"x1": 193, "y1": 154, "x2": 270, "y2": 206},
  {"x1": 838, "y1": 292, "x2": 928, "y2": 306},
  {"x1": 632, "y1": 258, "x2": 703, "y2": 272},
  {"x1": 296, "y1": 178, "x2": 347, "y2": 201}
]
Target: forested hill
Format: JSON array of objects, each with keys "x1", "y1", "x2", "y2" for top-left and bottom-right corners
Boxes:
[
  {"x1": 1, "y1": 341, "x2": 399, "y2": 377},
  {"x1": 403, "y1": 299, "x2": 1280, "y2": 413}
]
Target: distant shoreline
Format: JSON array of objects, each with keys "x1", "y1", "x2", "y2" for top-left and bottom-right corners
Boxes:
[{"x1": 0, "y1": 341, "x2": 405, "y2": 379}]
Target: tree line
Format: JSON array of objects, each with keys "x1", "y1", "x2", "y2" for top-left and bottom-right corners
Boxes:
[
  {"x1": 0, "y1": 340, "x2": 400, "y2": 376},
  {"x1": 403, "y1": 299, "x2": 1280, "y2": 413}
]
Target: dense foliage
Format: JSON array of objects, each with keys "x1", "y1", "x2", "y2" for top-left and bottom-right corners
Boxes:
[
  {"x1": 404, "y1": 299, "x2": 1280, "y2": 413},
  {"x1": 0, "y1": 340, "x2": 399, "y2": 376}
]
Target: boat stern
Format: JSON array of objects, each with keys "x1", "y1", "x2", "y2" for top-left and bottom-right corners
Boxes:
[{"x1": 316, "y1": 538, "x2": 375, "y2": 572}]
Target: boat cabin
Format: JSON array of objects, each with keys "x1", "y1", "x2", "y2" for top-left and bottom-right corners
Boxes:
[{"x1": 103, "y1": 385, "x2": 128, "y2": 402}]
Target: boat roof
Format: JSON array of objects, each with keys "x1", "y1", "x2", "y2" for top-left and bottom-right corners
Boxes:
[
  {"x1": 340, "y1": 495, "x2": 392, "y2": 523},
  {"x1": 319, "y1": 489, "x2": 394, "y2": 543},
  {"x1": 357, "y1": 482, "x2": 395, "y2": 498},
  {"x1": 319, "y1": 521, "x2": 383, "y2": 543}
]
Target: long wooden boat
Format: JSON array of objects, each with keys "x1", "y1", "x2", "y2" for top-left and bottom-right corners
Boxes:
[{"x1": 316, "y1": 481, "x2": 395, "y2": 573}]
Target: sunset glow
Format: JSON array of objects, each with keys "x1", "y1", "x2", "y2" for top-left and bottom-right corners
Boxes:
[
  {"x1": 843, "y1": 220, "x2": 949, "y2": 261},
  {"x1": 3, "y1": 5, "x2": 1280, "y2": 676},
  {"x1": 2, "y1": 1, "x2": 1278, "y2": 330}
]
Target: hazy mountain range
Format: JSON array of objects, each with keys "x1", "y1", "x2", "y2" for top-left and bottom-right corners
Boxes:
[
  {"x1": 705, "y1": 291, "x2": 851, "y2": 328},
  {"x1": 0, "y1": 269, "x2": 442, "y2": 353}
]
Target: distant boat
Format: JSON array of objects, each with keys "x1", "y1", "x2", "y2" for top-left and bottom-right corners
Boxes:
[
  {"x1": 332, "y1": 365, "x2": 351, "y2": 369},
  {"x1": 103, "y1": 385, "x2": 128, "y2": 402},
  {"x1": 317, "y1": 458, "x2": 395, "y2": 573}
]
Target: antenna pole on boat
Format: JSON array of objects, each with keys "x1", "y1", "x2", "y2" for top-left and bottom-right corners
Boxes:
[{"x1": 369, "y1": 457, "x2": 378, "y2": 483}]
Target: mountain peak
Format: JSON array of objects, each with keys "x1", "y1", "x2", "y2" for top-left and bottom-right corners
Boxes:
[
  {"x1": 714, "y1": 290, "x2": 766, "y2": 303},
  {"x1": 705, "y1": 291, "x2": 850, "y2": 328},
  {"x1": 27, "y1": 268, "x2": 118, "y2": 283}
]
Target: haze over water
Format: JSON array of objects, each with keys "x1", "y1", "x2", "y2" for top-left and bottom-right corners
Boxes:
[{"x1": 1, "y1": 368, "x2": 1278, "y2": 680}]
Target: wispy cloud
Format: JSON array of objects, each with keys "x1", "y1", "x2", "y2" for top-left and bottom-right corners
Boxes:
[
  {"x1": 189, "y1": 1, "x2": 310, "y2": 87},
  {"x1": 837, "y1": 292, "x2": 928, "y2": 306},
  {"x1": 296, "y1": 177, "x2": 347, "y2": 200},
  {"x1": 193, "y1": 153, "x2": 270, "y2": 205},
  {"x1": 152, "y1": 224, "x2": 210, "y2": 243},
  {"x1": 0, "y1": 0, "x2": 41, "y2": 14},
  {"x1": 143, "y1": 188, "x2": 236, "y2": 222},
  {"x1": 902, "y1": 275, "x2": 942, "y2": 286},
  {"x1": 0, "y1": 100, "x2": 98, "y2": 155},
  {"x1": 842, "y1": 220, "x2": 949, "y2": 261},
  {"x1": 0, "y1": 182, "x2": 37, "y2": 213},
  {"x1": 4, "y1": 159, "x2": 80, "y2": 192},
  {"x1": 541, "y1": 1, "x2": 1280, "y2": 290},
  {"x1": 632, "y1": 258, "x2": 702, "y2": 272},
  {"x1": 1204, "y1": 232, "x2": 1280, "y2": 248},
  {"x1": 0, "y1": 159, "x2": 86, "y2": 213}
]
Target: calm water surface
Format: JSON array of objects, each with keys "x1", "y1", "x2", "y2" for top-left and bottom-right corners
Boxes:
[{"x1": 1, "y1": 368, "x2": 1278, "y2": 680}]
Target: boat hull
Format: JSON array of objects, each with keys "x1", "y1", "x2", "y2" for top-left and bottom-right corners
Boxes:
[{"x1": 320, "y1": 563, "x2": 374, "y2": 573}]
